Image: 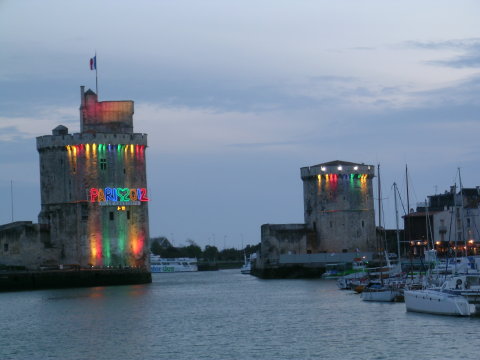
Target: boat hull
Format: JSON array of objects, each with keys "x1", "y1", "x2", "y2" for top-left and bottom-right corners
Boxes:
[
  {"x1": 150, "y1": 257, "x2": 198, "y2": 273},
  {"x1": 360, "y1": 288, "x2": 397, "y2": 302},
  {"x1": 404, "y1": 290, "x2": 475, "y2": 316}
]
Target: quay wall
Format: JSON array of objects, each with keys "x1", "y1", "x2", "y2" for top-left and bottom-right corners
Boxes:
[{"x1": 0, "y1": 269, "x2": 151, "y2": 292}]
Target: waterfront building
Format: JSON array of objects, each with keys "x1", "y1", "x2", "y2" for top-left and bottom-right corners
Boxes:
[
  {"x1": 405, "y1": 187, "x2": 480, "y2": 257},
  {"x1": 0, "y1": 87, "x2": 150, "y2": 270}
]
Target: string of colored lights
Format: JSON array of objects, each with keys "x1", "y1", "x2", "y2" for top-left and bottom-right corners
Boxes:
[{"x1": 65, "y1": 142, "x2": 148, "y2": 267}]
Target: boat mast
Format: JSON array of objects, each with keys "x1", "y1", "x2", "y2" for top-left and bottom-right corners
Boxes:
[
  {"x1": 10, "y1": 180, "x2": 14, "y2": 222},
  {"x1": 393, "y1": 182, "x2": 401, "y2": 260},
  {"x1": 377, "y1": 164, "x2": 383, "y2": 252},
  {"x1": 458, "y1": 167, "x2": 467, "y2": 257}
]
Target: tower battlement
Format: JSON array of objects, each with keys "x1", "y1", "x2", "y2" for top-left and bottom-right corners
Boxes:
[
  {"x1": 301, "y1": 160, "x2": 374, "y2": 179},
  {"x1": 37, "y1": 132, "x2": 148, "y2": 150}
]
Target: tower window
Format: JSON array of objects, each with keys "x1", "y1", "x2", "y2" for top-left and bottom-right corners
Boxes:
[
  {"x1": 100, "y1": 158, "x2": 107, "y2": 170},
  {"x1": 109, "y1": 212, "x2": 114, "y2": 221},
  {"x1": 361, "y1": 220, "x2": 365, "y2": 228},
  {"x1": 127, "y1": 211, "x2": 130, "y2": 220}
]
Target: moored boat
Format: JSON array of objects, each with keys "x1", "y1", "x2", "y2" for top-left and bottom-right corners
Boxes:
[
  {"x1": 404, "y1": 289, "x2": 475, "y2": 316},
  {"x1": 240, "y1": 253, "x2": 256, "y2": 275},
  {"x1": 360, "y1": 283, "x2": 398, "y2": 302},
  {"x1": 150, "y1": 255, "x2": 198, "y2": 273}
]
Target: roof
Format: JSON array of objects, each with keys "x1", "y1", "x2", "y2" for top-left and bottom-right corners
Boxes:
[
  {"x1": 403, "y1": 211, "x2": 441, "y2": 218},
  {"x1": 311, "y1": 160, "x2": 370, "y2": 167}
]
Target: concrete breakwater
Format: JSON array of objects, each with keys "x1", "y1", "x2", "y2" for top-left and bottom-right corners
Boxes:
[{"x1": 0, "y1": 269, "x2": 152, "y2": 292}]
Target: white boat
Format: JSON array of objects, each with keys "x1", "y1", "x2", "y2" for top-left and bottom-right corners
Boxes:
[
  {"x1": 404, "y1": 289, "x2": 475, "y2": 316},
  {"x1": 240, "y1": 253, "x2": 256, "y2": 275},
  {"x1": 437, "y1": 274, "x2": 480, "y2": 311},
  {"x1": 360, "y1": 283, "x2": 398, "y2": 302},
  {"x1": 150, "y1": 255, "x2": 198, "y2": 273},
  {"x1": 240, "y1": 262, "x2": 251, "y2": 275}
]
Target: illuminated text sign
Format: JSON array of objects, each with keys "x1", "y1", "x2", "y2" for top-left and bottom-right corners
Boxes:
[{"x1": 89, "y1": 187, "x2": 149, "y2": 206}]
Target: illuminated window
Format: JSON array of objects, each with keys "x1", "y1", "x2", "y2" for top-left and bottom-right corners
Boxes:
[{"x1": 100, "y1": 158, "x2": 107, "y2": 170}]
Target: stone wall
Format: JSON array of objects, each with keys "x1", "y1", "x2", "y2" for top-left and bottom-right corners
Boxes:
[
  {"x1": 260, "y1": 224, "x2": 309, "y2": 266},
  {"x1": 0, "y1": 222, "x2": 57, "y2": 269}
]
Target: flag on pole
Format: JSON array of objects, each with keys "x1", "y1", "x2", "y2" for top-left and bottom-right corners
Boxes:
[{"x1": 90, "y1": 56, "x2": 96, "y2": 70}]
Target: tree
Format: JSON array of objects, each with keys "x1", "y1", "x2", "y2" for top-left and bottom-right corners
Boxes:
[
  {"x1": 150, "y1": 239, "x2": 163, "y2": 255},
  {"x1": 184, "y1": 239, "x2": 202, "y2": 258},
  {"x1": 203, "y1": 245, "x2": 219, "y2": 261}
]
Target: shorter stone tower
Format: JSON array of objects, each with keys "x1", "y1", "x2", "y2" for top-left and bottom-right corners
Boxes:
[{"x1": 301, "y1": 160, "x2": 376, "y2": 253}]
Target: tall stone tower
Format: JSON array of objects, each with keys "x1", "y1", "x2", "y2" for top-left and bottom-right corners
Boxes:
[
  {"x1": 300, "y1": 160, "x2": 375, "y2": 253},
  {"x1": 36, "y1": 87, "x2": 149, "y2": 268}
]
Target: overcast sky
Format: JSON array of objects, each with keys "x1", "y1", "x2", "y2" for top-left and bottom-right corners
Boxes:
[{"x1": 1, "y1": 0, "x2": 480, "y2": 249}]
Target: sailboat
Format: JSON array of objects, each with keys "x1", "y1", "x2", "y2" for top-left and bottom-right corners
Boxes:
[
  {"x1": 404, "y1": 288, "x2": 475, "y2": 316},
  {"x1": 240, "y1": 253, "x2": 256, "y2": 275},
  {"x1": 404, "y1": 169, "x2": 479, "y2": 316},
  {"x1": 360, "y1": 165, "x2": 404, "y2": 301}
]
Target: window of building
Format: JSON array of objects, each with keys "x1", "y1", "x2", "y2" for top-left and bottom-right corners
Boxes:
[
  {"x1": 467, "y1": 218, "x2": 471, "y2": 227},
  {"x1": 4, "y1": 243, "x2": 8, "y2": 252},
  {"x1": 100, "y1": 158, "x2": 107, "y2": 170},
  {"x1": 127, "y1": 211, "x2": 130, "y2": 220},
  {"x1": 109, "y1": 212, "x2": 114, "y2": 221},
  {"x1": 361, "y1": 220, "x2": 365, "y2": 228}
]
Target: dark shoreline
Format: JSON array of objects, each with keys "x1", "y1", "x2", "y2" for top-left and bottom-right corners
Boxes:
[{"x1": 0, "y1": 269, "x2": 152, "y2": 292}]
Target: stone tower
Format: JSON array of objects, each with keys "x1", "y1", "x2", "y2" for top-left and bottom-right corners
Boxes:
[
  {"x1": 36, "y1": 86, "x2": 149, "y2": 268},
  {"x1": 300, "y1": 160, "x2": 375, "y2": 253}
]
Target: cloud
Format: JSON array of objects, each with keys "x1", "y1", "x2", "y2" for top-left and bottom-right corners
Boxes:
[
  {"x1": 405, "y1": 38, "x2": 480, "y2": 69},
  {"x1": 406, "y1": 38, "x2": 480, "y2": 50},
  {"x1": 0, "y1": 106, "x2": 78, "y2": 141}
]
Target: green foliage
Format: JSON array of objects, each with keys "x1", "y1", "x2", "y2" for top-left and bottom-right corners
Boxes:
[
  {"x1": 203, "y1": 245, "x2": 219, "y2": 261},
  {"x1": 149, "y1": 236, "x2": 260, "y2": 261}
]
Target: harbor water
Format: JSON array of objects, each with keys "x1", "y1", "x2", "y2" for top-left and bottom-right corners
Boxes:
[{"x1": 1, "y1": 269, "x2": 478, "y2": 360}]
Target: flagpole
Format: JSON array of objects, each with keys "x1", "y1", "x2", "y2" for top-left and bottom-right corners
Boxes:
[{"x1": 95, "y1": 51, "x2": 98, "y2": 98}]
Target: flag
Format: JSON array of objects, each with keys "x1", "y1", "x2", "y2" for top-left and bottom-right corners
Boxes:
[{"x1": 90, "y1": 56, "x2": 96, "y2": 70}]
